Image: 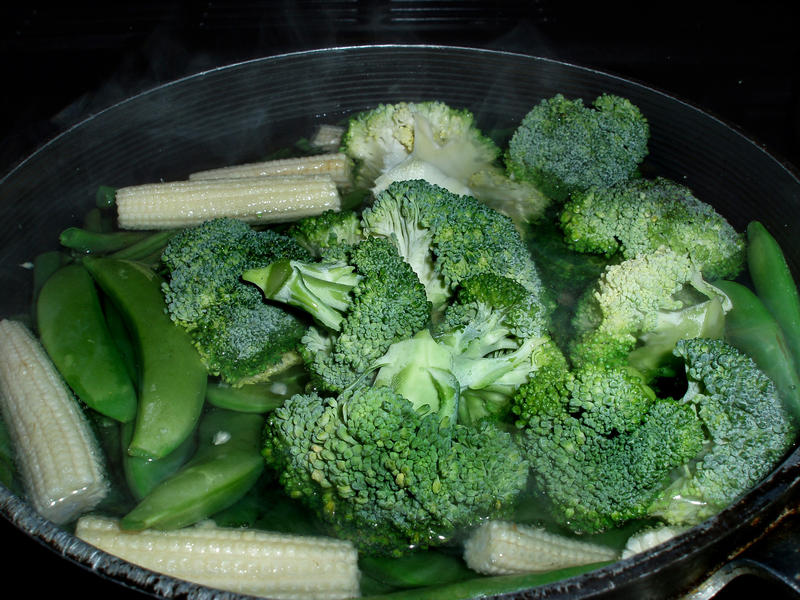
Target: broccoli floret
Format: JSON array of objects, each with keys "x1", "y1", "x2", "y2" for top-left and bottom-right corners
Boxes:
[
  {"x1": 286, "y1": 209, "x2": 364, "y2": 259},
  {"x1": 244, "y1": 237, "x2": 431, "y2": 392},
  {"x1": 515, "y1": 362, "x2": 705, "y2": 534},
  {"x1": 362, "y1": 179, "x2": 546, "y2": 311},
  {"x1": 560, "y1": 177, "x2": 746, "y2": 280},
  {"x1": 570, "y1": 247, "x2": 731, "y2": 380},
  {"x1": 649, "y1": 337, "x2": 796, "y2": 526},
  {"x1": 263, "y1": 385, "x2": 529, "y2": 556},
  {"x1": 341, "y1": 101, "x2": 501, "y2": 190},
  {"x1": 369, "y1": 274, "x2": 554, "y2": 427},
  {"x1": 506, "y1": 93, "x2": 649, "y2": 202},
  {"x1": 160, "y1": 218, "x2": 311, "y2": 385}
]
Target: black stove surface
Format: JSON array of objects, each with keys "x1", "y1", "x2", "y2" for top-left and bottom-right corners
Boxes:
[{"x1": 1, "y1": 2, "x2": 799, "y2": 599}]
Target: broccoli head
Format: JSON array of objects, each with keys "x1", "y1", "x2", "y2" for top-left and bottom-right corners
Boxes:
[
  {"x1": 515, "y1": 362, "x2": 705, "y2": 534},
  {"x1": 243, "y1": 236, "x2": 431, "y2": 392},
  {"x1": 160, "y1": 217, "x2": 311, "y2": 385},
  {"x1": 570, "y1": 247, "x2": 731, "y2": 380},
  {"x1": 649, "y1": 337, "x2": 796, "y2": 526},
  {"x1": 361, "y1": 179, "x2": 547, "y2": 311},
  {"x1": 560, "y1": 176, "x2": 745, "y2": 280},
  {"x1": 506, "y1": 93, "x2": 649, "y2": 202},
  {"x1": 368, "y1": 273, "x2": 555, "y2": 427},
  {"x1": 341, "y1": 101, "x2": 501, "y2": 190},
  {"x1": 286, "y1": 209, "x2": 364, "y2": 259},
  {"x1": 263, "y1": 385, "x2": 530, "y2": 556}
]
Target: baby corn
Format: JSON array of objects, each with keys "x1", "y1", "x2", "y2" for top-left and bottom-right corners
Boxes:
[
  {"x1": 76, "y1": 516, "x2": 360, "y2": 600},
  {"x1": 463, "y1": 520, "x2": 619, "y2": 575},
  {"x1": 189, "y1": 153, "x2": 351, "y2": 186},
  {"x1": 116, "y1": 175, "x2": 340, "y2": 230},
  {"x1": 0, "y1": 319, "x2": 107, "y2": 524}
]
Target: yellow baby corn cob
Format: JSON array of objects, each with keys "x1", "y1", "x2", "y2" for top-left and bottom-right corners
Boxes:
[
  {"x1": 311, "y1": 125, "x2": 346, "y2": 151},
  {"x1": 463, "y1": 520, "x2": 619, "y2": 575},
  {"x1": 622, "y1": 525, "x2": 688, "y2": 559},
  {"x1": 75, "y1": 516, "x2": 361, "y2": 600},
  {"x1": 116, "y1": 175, "x2": 341, "y2": 230},
  {"x1": 189, "y1": 153, "x2": 352, "y2": 186},
  {"x1": 0, "y1": 319, "x2": 107, "y2": 524}
]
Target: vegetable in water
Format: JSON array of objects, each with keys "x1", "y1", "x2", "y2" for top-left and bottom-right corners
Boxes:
[{"x1": 3, "y1": 93, "x2": 800, "y2": 600}]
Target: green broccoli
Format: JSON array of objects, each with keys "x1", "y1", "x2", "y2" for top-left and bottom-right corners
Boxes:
[
  {"x1": 160, "y1": 218, "x2": 311, "y2": 385},
  {"x1": 243, "y1": 236, "x2": 431, "y2": 392},
  {"x1": 369, "y1": 273, "x2": 556, "y2": 427},
  {"x1": 514, "y1": 362, "x2": 705, "y2": 534},
  {"x1": 341, "y1": 101, "x2": 501, "y2": 191},
  {"x1": 506, "y1": 93, "x2": 649, "y2": 202},
  {"x1": 569, "y1": 247, "x2": 731, "y2": 381},
  {"x1": 361, "y1": 179, "x2": 547, "y2": 311},
  {"x1": 560, "y1": 177, "x2": 746, "y2": 280},
  {"x1": 263, "y1": 385, "x2": 530, "y2": 556},
  {"x1": 649, "y1": 337, "x2": 796, "y2": 526},
  {"x1": 286, "y1": 209, "x2": 363, "y2": 258}
]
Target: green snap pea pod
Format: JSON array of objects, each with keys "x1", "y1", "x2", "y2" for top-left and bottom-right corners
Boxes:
[
  {"x1": 746, "y1": 221, "x2": 800, "y2": 372},
  {"x1": 60, "y1": 227, "x2": 150, "y2": 255},
  {"x1": 359, "y1": 551, "x2": 474, "y2": 590},
  {"x1": 36, "y1": 263, "x2": 138, "y2": 423},
  {"x1": 83, "y1": 256, "x2": 207, "y2": 459},
  {"x1": 96, "y1": 185, "x2": 117, "y2": 209},
  {"x1": 205, "y1": 365, "x2": 307, "y2": 413},
  {"x1": 120, "y1": 408, "x2": 265, "y2": 531},
  {"x1": 362, "y1": 561, "x2": 614, "y2": 600},
  {"x1": 31, "y1": 250, "x2": 71, "y2": 305},
  {"x1": 82, "y1": 207, "x2": 115, "y2": 233},
  {"x1": 713, "y1": 279, "x2": 800, "y2": 421},
  {"x1": 121, "y1": 419, "x2": 197, "y2": 500},
  {"x1": 109, "y1": 229, "x2": 177, "y2": 265},
  {"x1": 101, "y1": 294, "x2": 138, "y2": 384}
]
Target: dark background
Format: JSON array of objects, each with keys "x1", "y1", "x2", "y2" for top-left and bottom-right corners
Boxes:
[{"x1": 2, "y1": 1, "x2": 799, "y2": 598}]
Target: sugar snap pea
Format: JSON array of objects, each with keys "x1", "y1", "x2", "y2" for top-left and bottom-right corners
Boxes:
[
  {"x1": 713, "y1": 279, "x2": 800, "y2": 421},
  {"x1": 95, "y1": 185, "x2": 117, "y2": 209},
  {"x1": 746, "y1": 221, "x2": 800, "y2": 372},
  {"x1": 362, "y1": 561, "x2": 614, "y2": 600},
  {"x1": 120, "y1": 408, "x2": 265, "y2": 531},
  {"x1": 83, "y1": 257, "x2": 207, "y2": 459},
  {"x1": 121, "y1": 419, "x2": 197, "y2": 500},
  {"x1": 60, "y1": 227, "x2": 150, "y2": 254},
  {"x1": 36, "y1": 263, "x2": 137, "y2": 422},
  {"x1": 205, "y1": 365, "x2": 307, "y2": 413},
  {"x1": 82, "y1": 207, "x2": 115, "y2": 233},
  {"x1": 360, "y1": 551, "x2": 474, "y2": 590}
]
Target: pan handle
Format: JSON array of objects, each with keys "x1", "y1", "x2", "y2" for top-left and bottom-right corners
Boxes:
[{"x1": 682, "y1": 509, "x2": 800, "y2": 599}]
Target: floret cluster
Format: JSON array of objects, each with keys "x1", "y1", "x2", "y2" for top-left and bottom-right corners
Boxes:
[{"x1": 158, "y1": 97, "x2": 797, "y2": 557}]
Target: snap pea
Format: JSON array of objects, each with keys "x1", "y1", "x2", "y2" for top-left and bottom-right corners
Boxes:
[
  {"x1": 120, "y1": 408, "x2": 265, "y2": 531},
  {"x1": 95, "y1": 185, "x2": 117, "y2": 209},
  {"x1": 82, "y1": 207, "x2": 115, "y2": 233},
  {"x1": 713, "y1": 279, "x2": 800, "y2": 421},
  {"x1": 746, "y1": 221, "x2": 800, "y2": 372},
  {"x1": 101, "y1": 294, "x2": 138, "y2": 384},
  {"x1": 109, "y1": 229, "x2": 177, "y2": 266},
  {"x1": 83, "y1": 257, "x2": 207, "y2": 459},
  {"x1": 121, "y1": 419, "x2": 197, "y2": 501},
  {"x1": 31, "y1": 250, "x2": 71, "y2": 306},
  {"x1": 60, "y1": 227, "x2": 150, "y2": 255},
  {"x1": 36, "y1": 263, "x2": 137, "y2": 423},
  {"x1": 360, "y1": 551, "x2": 474, "y2": 590},
  {"x1": 362, "y1": 561, "x2": 614, "y2": 600},
  {"x1": 205, "y1": 365, "x2": 307, "y2": 413}
]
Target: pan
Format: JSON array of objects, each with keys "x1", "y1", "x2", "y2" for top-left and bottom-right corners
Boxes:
[{"x1": 1, "y1": 45, "x2": 800, "y2": 599}]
